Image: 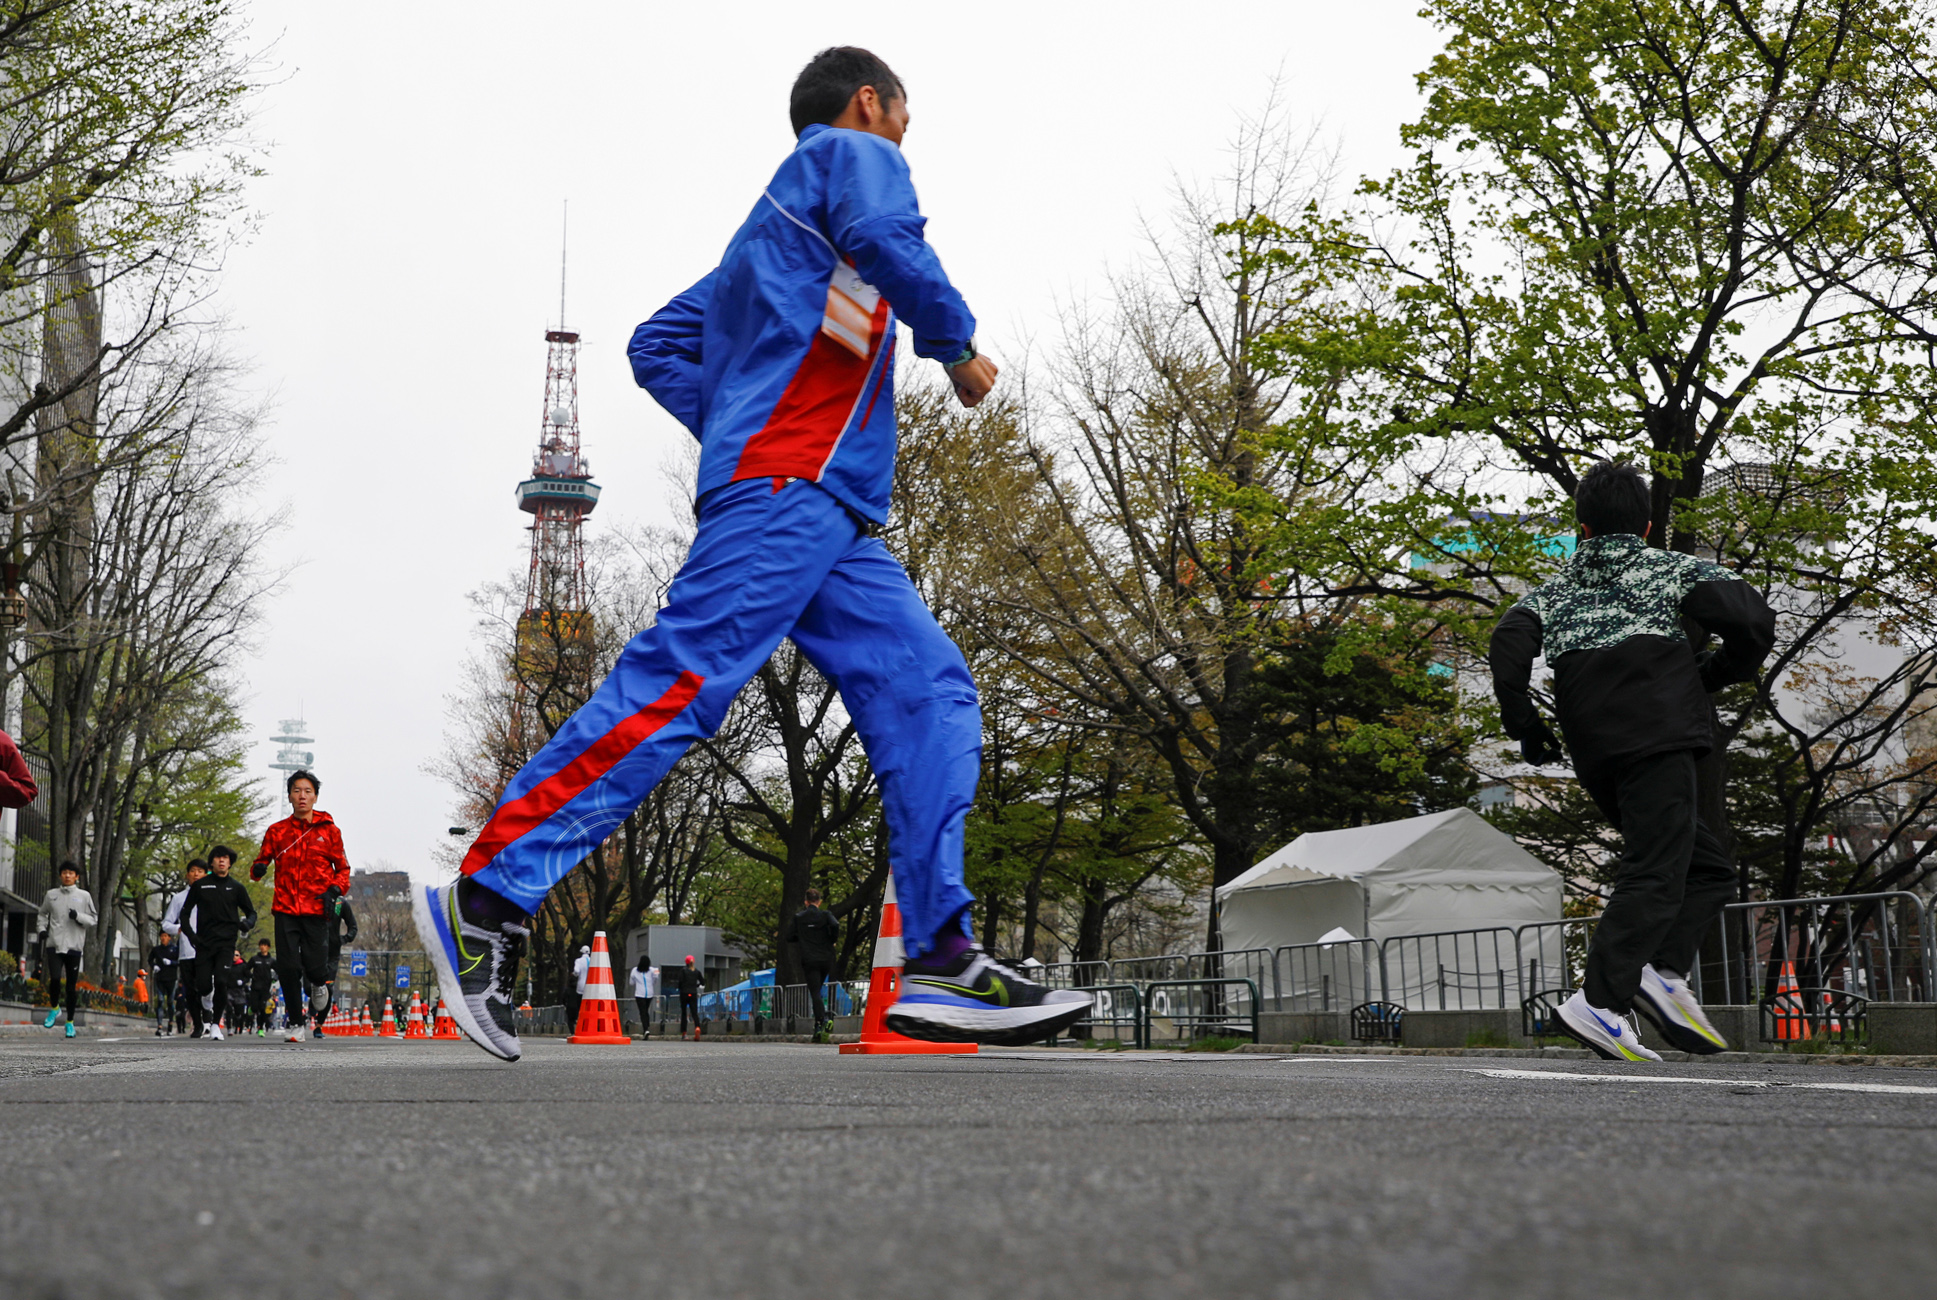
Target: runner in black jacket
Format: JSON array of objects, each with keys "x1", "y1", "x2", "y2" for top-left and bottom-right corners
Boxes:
[
  {"x1": 783, "y1": 890, "x2": 841, "y2": 1038},
  {"x1": 148, "y1": 934, "x2": 181, "y2": 1037},
  {"x1": 248, "y1": 939, "x2": 278, "y2": 1035},
  {"x1": 315, "y1": 898, "x2": 358, "y2": 1037},
  {"x1": 179, "y1": 855, "x2": 257, "y2": 1042},
  {"x1": 1490, "y1": 460, "x2": 1775, "y2": 1061}
]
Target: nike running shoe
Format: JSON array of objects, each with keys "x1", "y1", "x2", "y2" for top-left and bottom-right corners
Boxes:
[
  {"x1": 414, "y1": 879, "x2": 529, "y2": 1063},
  {"x1": 887, "y1": 944, "x2": 1091, "y2": 1046},
  {"x1": 64, "y1": 1022, "x2": 76, "y2": 1038},
  {"x1": 42, "y1": 1008, "x2": 58, "y2": 1029},
  {"x1": 1635, "y1": 964, "x2": 1728, "y2": 1055},
  {"x1": 1555, "y1": 990, "x2": 1661, "y2": 1062}
]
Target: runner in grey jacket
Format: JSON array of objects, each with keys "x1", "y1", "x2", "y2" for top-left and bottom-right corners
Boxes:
[{"x1": 36, "y1": 864, "x2": 97, "y2": 1035}]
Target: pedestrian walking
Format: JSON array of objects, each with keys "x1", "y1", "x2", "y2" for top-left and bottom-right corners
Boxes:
[
  {"x1": 179, "y1": 852, "x2": 256, "y2": 1043},
  {"x1": 252, "y1": 770, "x2": 351, "y2": 1042},
  {"x1": 248, "y1": 939, "x2": 277, "y2": 1036},
  {"x1": 36, "y1": 863, "x2": 96, "y2": 1038},
  {"x1": 676, "y1": 954, "x2": 702, "y2": 1040},
  {"x1": 629, "y1": 955, "x2": 659, "y2": 1040},
  {"x1": 1490, "y1": 460, "x2": 1776, "y2": 1060},
  {"x1": 148, "y1": 932, "x2": 180, "y2": 1036},
  {"x1": 417, "y1": 46, "x2": 1088, "y2": 1060},
  {"x1": 783, "y1": 888, "x2": 840, "y2": 1041}
]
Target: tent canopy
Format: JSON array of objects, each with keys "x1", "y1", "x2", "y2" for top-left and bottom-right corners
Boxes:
[{"x1": 1214, "y1": 807, "x2": 1561, "y2": 950}]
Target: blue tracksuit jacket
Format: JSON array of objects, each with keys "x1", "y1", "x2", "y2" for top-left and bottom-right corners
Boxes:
[
  {"x1": 463, "y1": 125, "x2": 982, "y2": 957},
  {"x1": 626, "y1": 123, "x2": 975, "y2": 524}
]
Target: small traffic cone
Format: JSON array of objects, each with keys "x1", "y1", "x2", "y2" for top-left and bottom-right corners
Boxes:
[
  {"x1": 404, "y1": 991, "x2": 429, "y2": 1039},
  {"x1": 568, "y1": 932, "x2": 631, "y2": 1045},
  {"x1": 840, "y1": 875, "x2": 976, "y2": 1056},
  {"x1": 1774, "y1": 960, "x2": 1808, "y2": 1041},
  {"x1": 359, "y1": 1006, "x2": 375, "y2": 1037},
  {"x1": 432, "y1": 999, "x2": 462, "y2": 1040},
  {"x1": 379, "y1": 997, "x2": 399, "y2": 1037}
]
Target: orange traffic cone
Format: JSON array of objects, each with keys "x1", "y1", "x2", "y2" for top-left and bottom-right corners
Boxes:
[
  {"x1": 379, "y1": 997, "x2": 399, "y2": 1037},
  {"x1": 432, "y1": 999, "x2": 462, "y2": 1040},
  {"x1": 840, "y1": 875, "x2": 976, "y2": 1056},
  {"x1": 404, "y1": 991, "x2": 429, "y2": 1039},
  {"x1": 359, "y1": 1005, "x2": 375, "y2": 1037},
  {"x1": 568, "y1": 932, "x2": 631, "y2": 1045},
  {"x1": 1774, "y1": 960, "x2": 1809, "y2": 1041}
]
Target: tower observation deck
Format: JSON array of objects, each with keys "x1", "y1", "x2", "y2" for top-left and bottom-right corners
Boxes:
[{"x1": 518, "y1": 326, "x2": 600, "y2": 621}]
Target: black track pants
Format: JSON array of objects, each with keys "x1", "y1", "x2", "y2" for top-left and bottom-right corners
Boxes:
[
  {"x1": 46, "y1": 950, "x2": 82, "y2": 1019},
  {"x1": 188, "y1": 935, "x2": 238, "y2": 1026},
  {"x1": 274, "y1": 912, "x2": 330, "y2": 1026},
  {"x1": 1578, "y1": 749, "x2": 1736, "y2": 1013},
  {"x1": 802, "y1": 962, "x2": 831, "y2": 1026}
]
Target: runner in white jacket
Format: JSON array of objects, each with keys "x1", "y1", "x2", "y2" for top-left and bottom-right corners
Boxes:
[
  {"x1": 36, "y1": 863, "x2": 98, "y2": 1036},
  {"x1": 160, "y1": 860, "x2": 206, "y2": 1035}
]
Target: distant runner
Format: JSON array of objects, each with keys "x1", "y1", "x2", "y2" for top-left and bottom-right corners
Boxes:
[
  {"x1": 179, "y1": 851, "x2": 256, "y2": 1043},
  {"x1": 418, "y1": 46, "x2": 1089, "y2": 1060},
  {"x1": 252, "y1": 771, "x2": 351, "y2": 1043},
  {"x1": 36, "y1": 862, "x2": 96, "y2": 1038}
]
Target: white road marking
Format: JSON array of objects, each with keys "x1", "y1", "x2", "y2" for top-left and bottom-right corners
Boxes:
[{"x1": 1470, "y1": 1067, "x2": 1937, "y2": 1096}]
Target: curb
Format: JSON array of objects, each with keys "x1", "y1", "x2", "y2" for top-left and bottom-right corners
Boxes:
[{"x1": 1234, "y1": 1042, "x2": 1937, "y2": 1068}]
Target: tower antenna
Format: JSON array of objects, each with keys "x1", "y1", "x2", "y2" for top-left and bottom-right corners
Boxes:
[{"x1": 559, "y1": 201, "x2": 568, "y2": 331}]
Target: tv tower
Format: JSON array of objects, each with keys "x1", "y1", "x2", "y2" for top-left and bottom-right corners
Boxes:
[{"x1": 511, "y1": 209, "x2": 601, "y2": 749}]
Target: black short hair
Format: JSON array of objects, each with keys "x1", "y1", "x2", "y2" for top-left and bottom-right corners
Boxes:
[
  {"x1": 209, "y1": 845, "x2": 235, "y2": 864},
  {"x1": 804, "y1": 887, "x2": 822, "y2": 904},
  {"x1": 58, "y1": 860, "x2": 79, "y2": 876},
  {"x1": 287, "y1": 769, "x2": 319, "y2": 795},
  {"x1": 790, "y1": 47, "x2": 904, "y2": 137},
  {"x1": 1574, "y1": 460, "x2": 1652, "y2": 536},
  {"x1": 186, "y1": 858, "x2": 207, "y2": 872}
]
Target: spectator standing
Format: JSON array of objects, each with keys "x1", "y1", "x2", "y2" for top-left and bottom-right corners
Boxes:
[
  {"x1": 148, "y1": 932, "x2": 180, "y2": 1037},
  {"x1": 251, "y1": 770, "x2": 351, "y2": 1043},
  {"x1": 248, "y1": 939, "x2": 277, "y2": 1036},
  {"x1": 180, "y1": 853, "x2": 256, "y2": 1042},
  {"x1": 676, "y1": 954, "x2": 702, "y2": 1040},
  {"x1": 629, "y1": 955, "x2": 659, "y2": 1040},
  {"x1": 133, "y1": 969, "x2": 149, "y2": 1008},
  {"x1": 36, "y1": 862, "x2": 97, "y2": 1038},
  {"x1": 784, "y1": 888, "x2": 841, "y2": 1041}
]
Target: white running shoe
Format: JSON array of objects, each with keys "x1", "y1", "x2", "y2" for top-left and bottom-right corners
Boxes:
[
  {"x1": 207, "y1": 1023, "x2": 226, "y2": 1042},
  {"x1": 1555, "y1": 990, "x2": 1661, "y2": 1062},
  {"x1": 286, "y1": 1025, "x2": 306, "y2": 1042},
  {"x1": 1635, "y1": 964, "x2": 1728, "y2": 1054}
]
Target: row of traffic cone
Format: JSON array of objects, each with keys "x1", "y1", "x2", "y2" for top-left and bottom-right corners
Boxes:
[
  {"x1": 558, "y1": 893, "x2": 976, "y2": 1056},
  {"x1": 299, "y1": 992, "x2": 462, "y2": 1040}
]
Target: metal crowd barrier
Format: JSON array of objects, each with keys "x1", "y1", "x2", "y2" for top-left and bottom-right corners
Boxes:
[
  {"x1": 1269, "y1": 937, "x2": 1382, "y2": 1012},
  {"x1": 1712, "y1": 892, "x2": 1931, "y2": 1005},
  {"x1": 1378, "y1": 927, "x2": 1522, "y2": 1010},
  {"x1": 1141, "y1": 978, "x2": 1259, "y2": 1046}
]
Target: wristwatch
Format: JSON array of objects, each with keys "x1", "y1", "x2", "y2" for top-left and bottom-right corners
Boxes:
[{"x1": 946, "y1": 338, "x2": 978, "y2": 368}]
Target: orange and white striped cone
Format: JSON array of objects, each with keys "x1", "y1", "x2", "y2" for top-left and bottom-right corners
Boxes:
[
  {"x1": 432, "y1": 999, "x2": 462, "y2": 1040},
  {"x1": 379, "y1": 997, "x2": 399, "y2": 1037},
  {"x1": 1774, "y1": 960, "x2": 1808, "y2": 1041},
  {"x1": 839, "y1": 875, "x2": 977, "y2": 1056},
  {"x1": 569, "y1": 932, "x2": 632, "y2": 1044},
  {"x1": 359, "y1": 1005, "x2": 375, "y2": 1036},
  {"x1": 404, "y1": 991, "x2": 429, "y2": 1039}
]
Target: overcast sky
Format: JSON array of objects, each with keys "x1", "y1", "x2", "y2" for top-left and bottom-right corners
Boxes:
[{"x1": 222, "y1": 0, "x2": 1446, "y2": 876}]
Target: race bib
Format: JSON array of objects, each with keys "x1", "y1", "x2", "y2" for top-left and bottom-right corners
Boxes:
[{"x1": 822, "y1": 262, "x2": 881, "y2": 359}]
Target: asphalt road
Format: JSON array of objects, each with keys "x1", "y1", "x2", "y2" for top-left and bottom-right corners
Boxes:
[{"x1": 2, "y1": 1035, "x2": 1933, "y2": 1299}]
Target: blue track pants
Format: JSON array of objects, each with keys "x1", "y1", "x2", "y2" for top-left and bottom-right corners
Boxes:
[{"x1": 462, "y1": 477, "x2": 979, "y2": 958}]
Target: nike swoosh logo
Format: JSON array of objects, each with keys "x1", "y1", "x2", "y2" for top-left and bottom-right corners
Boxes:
[
  {"x1": 909, "y1": 976, "x2": 1009, "y2": 1007},
  {"x1": 1591, "y1": 1011, "x2": 1625, "y2": 1038}
]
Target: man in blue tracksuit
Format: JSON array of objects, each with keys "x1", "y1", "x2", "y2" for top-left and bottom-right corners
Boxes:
[{"x1": 420, "y1": 46, "x2": 1089, "y2": 1062}]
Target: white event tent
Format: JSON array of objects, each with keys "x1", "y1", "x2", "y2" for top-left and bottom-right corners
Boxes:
[{"x1": 1215, "y1": 807, "x2": 1562, "y2": 953}]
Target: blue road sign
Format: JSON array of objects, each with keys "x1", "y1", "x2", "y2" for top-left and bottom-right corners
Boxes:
[
  {"x1": 396, "y1": 964, "x2": 411, "y2": 988},
  {"x1": 349, "y1": 951, "x2": 368, "y2": 978}
]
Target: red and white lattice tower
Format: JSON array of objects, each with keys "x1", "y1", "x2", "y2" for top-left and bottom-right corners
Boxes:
[{"x1": 510, "y1": 223, "x2": 601, "y2": 754}]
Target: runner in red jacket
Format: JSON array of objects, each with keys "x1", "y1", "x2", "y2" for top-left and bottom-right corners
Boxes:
[{"x1": 252, "y1": 769, "x2": 351, "y2": 1041}]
